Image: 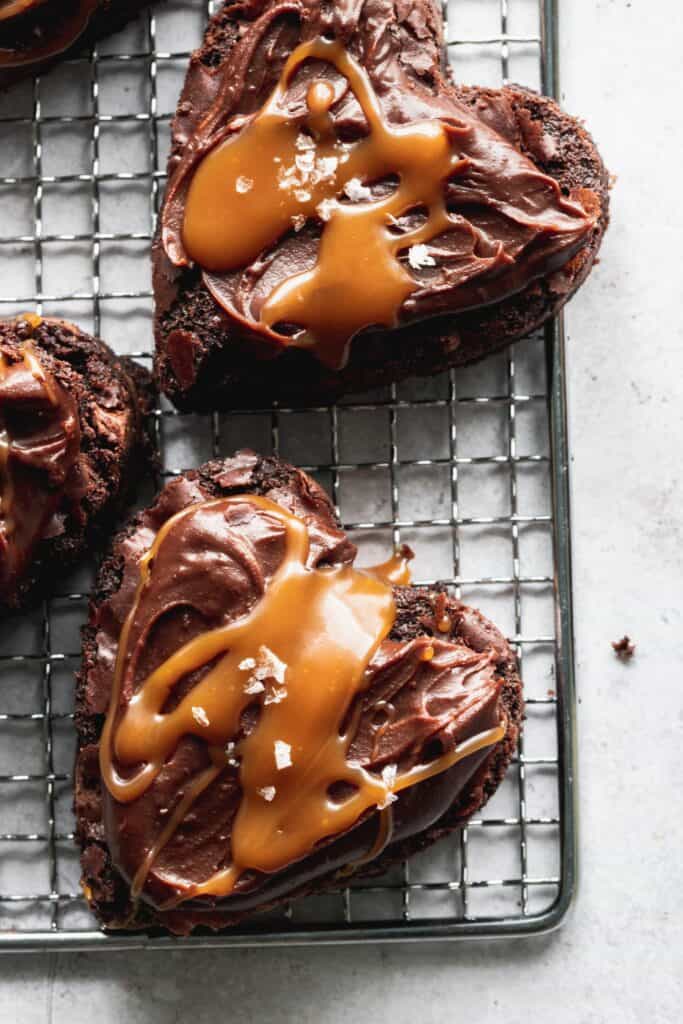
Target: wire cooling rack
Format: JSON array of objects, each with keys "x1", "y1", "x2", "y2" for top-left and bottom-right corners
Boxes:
[{"x1": 0, "y1": 0, "x2": 576, "y2": 950}]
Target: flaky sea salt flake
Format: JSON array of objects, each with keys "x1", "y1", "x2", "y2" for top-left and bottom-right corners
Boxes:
[
  {"x1": 235, "y1": 175, "x2": 254, "y2": 194},
  {"x1": 258, "y1": 786, "x2": 277, "y2": 802},
  {"x1": 255, "y1": 645, "x2": 287, "y2": 684},
  {"x1": 316, "y1": 156, "x2": 338, "y2": 179},
  {"x1": 239, "y1": 657, "x2": 256, "y2": 671},
  {"x1": 295, "y1": 150, "x2": 315, "y2": 175},
  {"x1": 277, "y1": 165, "x2": 297, "y2": 191},
  {"x1": 274, "y1": 740, "x2": 292, "y2": 770},
  {"x1": 243, "y1": 646, "x2": 288, "y2": 696},
  {"x1": 407, "y1": 244, "x2": 436, "y2": 270},
  {"x1": 225, "y1": 741, "x2": 240, "y2": 767},
  {"x1": 264, "y1": 686, "x2": 288, "y2": 706},
  {"x1": 344, "y1": 177, "x2": 372, "y2": 201},
  {"x1": 381, "y1": 763, "x2": 397, "y2": 788},
  {"x1": 316, "y1": 198, "x2": 337, "y2": 222},
  {"x1": 244, "y1": 678, "x2": 266, "y2": 695},
  {"x1": 191, "y1": 706, "x2": 209, "y2": 728},
  {"x1": 291, "y1": 214, "x2": 306, "y2": 232},
  {"x1": 295, "y1": 132, "x2": 315, "y2": 151}
]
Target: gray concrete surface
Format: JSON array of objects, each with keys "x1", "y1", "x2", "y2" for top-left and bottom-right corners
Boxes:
[{"x1": 1, "y1": 0, "x2": 682, "y2": 1020}]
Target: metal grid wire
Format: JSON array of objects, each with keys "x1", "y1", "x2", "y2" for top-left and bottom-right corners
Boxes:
[{"x1": 0, "y1": 0, "x2": 575, "y2": 949}]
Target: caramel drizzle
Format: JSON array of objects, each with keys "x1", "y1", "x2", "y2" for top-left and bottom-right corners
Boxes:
[
  {"x1": 181, "y1": 37, "x2": 483, "y2": 369},
  {"x1": 364, "y1": 544, "x2": 413, "y2": 587},
  {"x1": 0, "y1": 0, "x2": 98, "y2": 67},
  {"x1": 101, "y1": 495, "x2": 505, "y2": 904}
]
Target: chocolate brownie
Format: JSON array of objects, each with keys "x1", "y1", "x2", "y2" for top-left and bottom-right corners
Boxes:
[
  {"x1": 75, "y1": 451, "x2": 522, "y2": 934},
  {"x1": 0, "y1": 0, "x2": 153, "y2": 88},
  {"x1": 153, "y1": 0, "x2": 609, "y2": 410},
  {"x1": 0, "y1": 314, "x2": 154, "y2": 612}
]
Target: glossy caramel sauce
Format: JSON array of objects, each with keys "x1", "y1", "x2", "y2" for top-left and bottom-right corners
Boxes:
[
  {"x1": 100, "y1": 495, "x2": 505, "y2": 904},
  {"x1": 365, "y1": 544, "x2": 413, "y2": 586},
  {"x1": 182, "y1": 37, "x2": 472, "y2": 370}
]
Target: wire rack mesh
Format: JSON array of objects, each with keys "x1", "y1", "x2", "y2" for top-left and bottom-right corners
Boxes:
[{"x1": 0, "y1": 0, "x2": 576, "y2": 949}]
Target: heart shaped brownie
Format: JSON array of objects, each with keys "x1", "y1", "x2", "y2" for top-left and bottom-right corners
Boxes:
[
  {"x1": 153, "y1": 0, "x2": 609, "y2": 409},
  {"x1": 75, "y1": 452, "x2": 522, "y2": 933}
]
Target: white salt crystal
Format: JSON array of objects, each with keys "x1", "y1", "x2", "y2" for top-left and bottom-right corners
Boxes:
[
  {"x1": 264, "y1": 686, "x2": 288, "y2": 705},
  {"x1": 316, "y1": 198, "x2": 337, "y2": 222},
  {"x1": 274, "y1": 740, "x2": 293, "y2": 770},
  {"x1": 244, "y1": 678, "x2": 266, "y2": 695},
  {"x1": 407, "y1": 243, "x2": 437, "y2": 269},
  {"x1": 295, "y1": 133, "x2": 315, "y2": 151},
  {"x1": 191, "y1": 706, "x2": 209, "y2": 728},
  {"x1": 254, "y1": 645, "x2": 287, "y2": 684},
  {"x1": 344, "y1": 177, "x2": 373, "y2": 201}
]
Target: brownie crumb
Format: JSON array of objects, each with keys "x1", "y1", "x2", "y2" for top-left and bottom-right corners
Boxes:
[{"x1": 611, "y1": 635, "x2": 636, "y2": 660}]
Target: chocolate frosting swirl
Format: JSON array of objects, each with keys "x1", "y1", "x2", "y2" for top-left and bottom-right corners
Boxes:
[{"x1": 93, "y1": 459, "x2": 508, "y2": 913}]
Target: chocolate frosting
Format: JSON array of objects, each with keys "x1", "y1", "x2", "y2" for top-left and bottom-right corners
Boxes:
[
  {"x1": 0, "y1": 0, "x2": 98, "y2": 68},
  {"x1": 93, "y1": 458, "x2": 508, "y2": 913},
  {"x1": 157, "y1": 0, "x2": 595, "y2": 368},
  {"x1": 0, "y1": 337, "x2": 82, "y2": 601}
]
